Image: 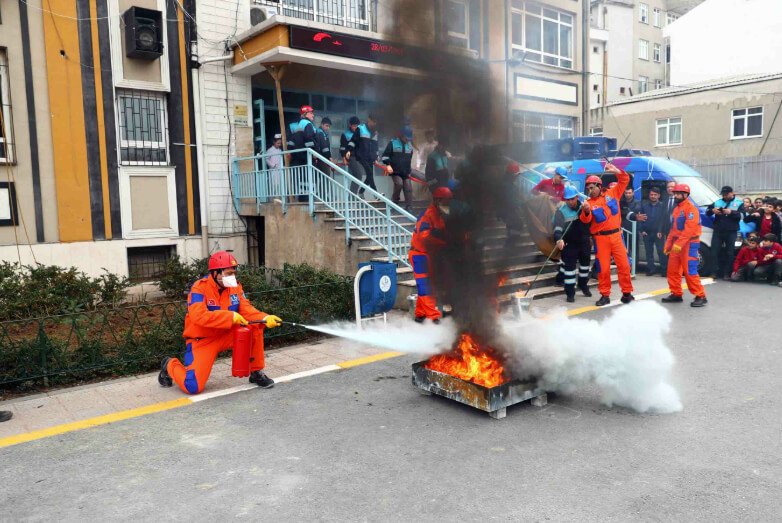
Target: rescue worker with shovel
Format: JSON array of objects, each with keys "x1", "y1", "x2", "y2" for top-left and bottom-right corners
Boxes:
[
  {"x1": 159, "y1": 251, "x2": 282, "y2": 394},
  {"x1": 554, "y1": 186, "x2": 593, "y2": 302},
  {"x1": 409, "y1": 187, "x2": 452, "y2": 323},
  {"x1": 580, "y1": 163, "x2": 635, "y2": 306}
]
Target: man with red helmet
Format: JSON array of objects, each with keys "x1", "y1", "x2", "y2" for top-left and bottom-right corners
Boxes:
[
  {"x1": 662, "y1": 184, "x2": 708, "y2": 307},
  {"x1": 579, "y1": 163, "x2": 635, "y2": 306},
  {"x1": 158, "y1": 251, "x2": 282, "y2": 394},
  {"x1": 409, "y1": 187, "x2": 452, "y2": 323}
]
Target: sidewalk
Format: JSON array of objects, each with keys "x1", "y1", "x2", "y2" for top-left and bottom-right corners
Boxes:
[{"x1": 0, "y1": 275, "x2": 700, "y2": 445}]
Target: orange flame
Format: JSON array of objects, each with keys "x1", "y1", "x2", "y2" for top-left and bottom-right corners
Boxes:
[{"x1": 425, "y1": 333, "x2": 507, "y2": 388}]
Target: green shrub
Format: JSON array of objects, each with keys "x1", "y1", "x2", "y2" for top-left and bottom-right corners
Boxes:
[
  {"x1": 95, "y1": 270, "x2": 132, "y2": 307},
  {"x1": 157, "y1": 255, "x2": 205, "y2": 298}
]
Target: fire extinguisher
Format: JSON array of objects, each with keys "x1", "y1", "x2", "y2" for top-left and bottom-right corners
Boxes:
[{"x1": 232, "y1": 325, "x2": 252, "y2": 378}]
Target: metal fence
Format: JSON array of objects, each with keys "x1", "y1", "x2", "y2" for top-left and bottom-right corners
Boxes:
[
  {"x1": 689, "y1": 155, "x2": 782, "y2": 194},
  {"x1": 0, "y1": 281, "x2": 353, "y2": 390},
  {"x1": 253, "y1": 0, "x2": 377, "y2": 31}
]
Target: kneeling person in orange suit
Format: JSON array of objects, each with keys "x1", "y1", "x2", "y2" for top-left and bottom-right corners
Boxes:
[
  {"x1": 661, "y1": 184, "x2": 708, "y2": 307},
  {"x1": 408, "y1": 186, "x2": 452, "y2": 323},
  {"x1": 580, "y1": 163, "x2": 635, "y2": 306},
  {"x1": 158, "y1": 251, "x2": 282, "y2": 394}
]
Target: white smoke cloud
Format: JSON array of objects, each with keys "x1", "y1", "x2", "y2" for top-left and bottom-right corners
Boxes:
[
  {"x1": 305, "y1": 319, "x2": 457, "y2": 355},
  {"x1": 499, "y1": 301, "x2": 682, "y2": 414}
]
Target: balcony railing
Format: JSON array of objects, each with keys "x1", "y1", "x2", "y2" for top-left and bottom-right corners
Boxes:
[{"x1": 253, "y1": 0, "x2": 377, "y2": 32}]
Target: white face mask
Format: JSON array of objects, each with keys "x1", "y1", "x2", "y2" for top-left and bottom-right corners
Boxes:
[{"x1": 221, "y1": 274, "x2": 239, "y2": 288}]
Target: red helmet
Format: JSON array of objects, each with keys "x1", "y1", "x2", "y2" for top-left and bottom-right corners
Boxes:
[
  {"x1": 505, "y1": 161, "x2": 521, "y2": 175},
  {"x1": 585, "y1": 175, "x2": 602, "y2": 186},
  {"x1": 432, "y1": 187, "x2": 453, "y2": 200},
  {"x1": 673, "y1": 183, "x2": 691, "y2": 194},
  {"x1": 300, "y1": 105, "x2": 314, "y2": 115},
  {"x1": 208, "y1": 251, "x2": 239, "y2": 271}
]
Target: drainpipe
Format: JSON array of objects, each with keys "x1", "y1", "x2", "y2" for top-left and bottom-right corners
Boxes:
[
  {"x1": 581, "y1": 0, "x2": 589, "y2": 134},
  {"x1": 192, "y1": 66, "x2": 210, "y2": 257}
]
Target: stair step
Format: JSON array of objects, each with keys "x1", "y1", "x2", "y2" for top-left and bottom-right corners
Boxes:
[
  {"x1": 325, "y1": 216, "x2": 410, "y2": 223},
  {"x1": 357, "y1": 245, "x2": 388, "y2": 252},
  {"x1": 498, "y1": 275, "x2": 623, "y2": 302},
  {"x1": 351, "y1": 235, "x2": 410, "y2": 243}
]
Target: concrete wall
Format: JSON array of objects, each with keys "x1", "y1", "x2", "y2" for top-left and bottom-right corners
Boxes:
[
  {"x1": 665, "y1": 0, "x2": 782, "y2": 85},
  {"x1": 634, "y1": 0, "x2": 667, "y2": 90},
  {"x1": 591, "y1": 76, "x2": 782, "y2": 162}
]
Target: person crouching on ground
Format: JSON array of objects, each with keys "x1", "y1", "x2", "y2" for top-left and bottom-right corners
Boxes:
[
  {"x1": 754, "y1": 233, "x2": 782, "y2": 286},
  {"x1": 159, "y1": 251, "x2": 282, "y2": 394},
  {"x1": 731, "y1": 235, "x2": 761, "y2": 282}
]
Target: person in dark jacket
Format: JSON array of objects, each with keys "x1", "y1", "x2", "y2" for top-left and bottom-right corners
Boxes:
[
  {"x1": 381, "y1": 125, "x2": 415, "y2": 210},
  {"x1": 636, "y1": 186, "x2": 667, "y2": 275},
  {"x1": 346, "y1": 114, "x2": 378, "y2": 196},
  {"x1": 743, "y1": 199, "x2": 782, "y2": 239},
  {"x1": 425, "y1": 139, "x2": 451, "y2": 190},
  {"x1": 706, "y1": 185, "x2": 744, "y2": 279},
  {"x1": 554, "y1": 186, "x2": 593, "y2": 302},
  {"x1": 314, "y1": 116, "x2": 333, "y2": 176}
]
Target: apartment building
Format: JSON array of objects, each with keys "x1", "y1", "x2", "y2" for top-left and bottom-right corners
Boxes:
[{"x1": 0, "y1": 0, "x2": 203, "y2": 280}]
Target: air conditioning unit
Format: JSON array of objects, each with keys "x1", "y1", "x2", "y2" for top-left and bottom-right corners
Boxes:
[
  {"x1": 123, "y1": 6, "x2": 164, "y2": 60},
  {"x1": 250, "y1": 5, "x2": 279, "y2": 26}
]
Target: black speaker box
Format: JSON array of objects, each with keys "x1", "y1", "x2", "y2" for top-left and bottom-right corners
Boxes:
[{"x1": 123, "y1": 6, "x2": 164, "y2": 60}]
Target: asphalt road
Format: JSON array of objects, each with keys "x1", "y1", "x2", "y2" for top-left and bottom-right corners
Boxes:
[{"x1": 2, "y1": 282, "x2": 781, "y2": 521}]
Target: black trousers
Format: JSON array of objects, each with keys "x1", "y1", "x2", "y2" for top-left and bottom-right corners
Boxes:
[
  {"x1": 753, "y1": 259, "x2": 782, "y2": 283},
  {"x1": 712, "y1": 229, "x2": 737, "y2": 278},
  {"x1": 348, "y1": 160, "x2": 377, "y2": 194},
  {"x1": 561, "y1": 241, "x2": 592, "y2": 297}
]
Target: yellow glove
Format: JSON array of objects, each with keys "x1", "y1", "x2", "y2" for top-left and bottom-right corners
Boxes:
[
  {"x1": 672, "y1": 244, "x2": 682, "y2": 254},
  {"x1": 232, "y1": 312, "x2": 248, "y2": 326},
  {"x1": 264, "y1": 315, "x2": 283, "y2": 329},
  {"x1": 663, "y1": 249, "x2": 670, "y2": 256}
]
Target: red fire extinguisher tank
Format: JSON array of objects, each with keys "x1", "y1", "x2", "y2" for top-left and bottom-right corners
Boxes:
[{"x1": 232, "y1": 325, "x2": 252, "y2": 377}]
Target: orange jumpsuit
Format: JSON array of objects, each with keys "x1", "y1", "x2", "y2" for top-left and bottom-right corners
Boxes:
[
  {"x1": 409, "y1": 204, "x2": 447, "y2": 320},
  {"x1": 580, "y1": 168, "x2": 634, "y2": 297},
  {"x1": 167, "y1": 276, "x2": 268, "y2": 395},
  {"x1": 665, "y1": 198, "x2": 706, "y2": 298}
]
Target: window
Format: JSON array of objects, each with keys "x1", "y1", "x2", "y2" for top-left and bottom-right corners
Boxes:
[
  {"x1": 511, "y1": 1, "x2": 574, "y2": 69},
  {"x1": 593, "y1": 46, "x2": 599, "y2": 53},
  {"x1": 445, "y1": 0, "x2": 469, "y2": 48},
  {"x1": 653, "y1": 43, "x2": 661, "y2": 63},
  {"x1": 589, "y1": 127, "x2": 603, "y2": 137},
  {"x1": 512, "y1": 111, "x2": 575, "y2": 142},
  {"x1": 655, "y1": 79, "x2": 663, "y2": 90},
  {"x1": 639, "y1": 3, "x2": 648, "y2": 23},
  {"x1": 638, "y1": 39, "x2": 649, "y2": 60},
  {"x1": 732, "y1": 107, "x2": 763, "y2": 139},
  {"x1": 127, "y1": 246, "x2": 175, "y2": 282},
  {"x1": 117, "y1": 90, "x2": 169, "y2": 165},
  {"x1": 666, "y1": 12, "x2": 678, "y2": 25},
  {"x1": 656, "y1": 117, "x2": 682, "y2": 146},
  {"x1": 666, "y1": 43, "x2": 671, "y2": 64},
  {"x1": 620, "y1": 86, "x2": 626, "y2": 95},
  {"x1": 0, "y1": 49, "x2": 13, "y2": 163},
  {"x1": 638, "y1": 76, "x2": 648, "y2": 94},
  {"x1": 653, "y1": 7, "x2": 661, "y2": 26},
  {"x1": 0, "y1": 181, "x2": 18, "y2": 226}
]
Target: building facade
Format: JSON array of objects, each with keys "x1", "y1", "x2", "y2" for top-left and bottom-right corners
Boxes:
[{"x1": 0, "y1": 0, "x2": 202, "y2": 280}]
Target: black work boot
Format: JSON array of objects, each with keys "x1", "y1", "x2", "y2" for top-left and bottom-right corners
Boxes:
[
  {"x1": 414, "y1": 316, "x2": 425, "y2": 323},
  {"x1": 158, "y1": 357, "x2": 173, "y2": 387},
  {"x1": 620, "y1": 293, "x2": 635, "y2": 304},
  {"x1": 566, "y1": 295, "x2": 576, "y2": 303},
  {"x1": 250, "y1": 371, "x2": 275, "y2": 389},
  {"x1": 432, "y1": 318, "x2": 441, "y2": 325},
  {"x1": 0, "y1": 411, "x2": 12, "y2": 423},
  {"x1": 690, "y1": 296, "x2": 708, "y2": 308},
  {"x1": 580, "y1": 286, "x2": 593, "y2": 297},
  {"x1": 595, "y1": 295, "x2": 611, "y2": 307},
  {"x1": 661, "y1": 294, "x2": 684, "y2": 303}
]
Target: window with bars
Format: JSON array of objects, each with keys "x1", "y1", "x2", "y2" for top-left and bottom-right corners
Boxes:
[
  {"x1": 117, "y1": 90, "x2": 169, "y2": 166},
  {"x1": 0, "y1": 49, "x2": 14, "y2": 164},
  {"x1": 511, "y1": 0, "x2": 574, "y2": 69},
  {"x1": 512, "y1": 111, "x2": 574, "y2": 142},
  {"x1": 252, "y1": 0, "x2": 374, "y2": 31},
  {"x1": 127, "y1": 245, "x2": 175, "y2": 282},
  {"x1": 731, "y1": 107, "x2": 763, "y2": 139}
]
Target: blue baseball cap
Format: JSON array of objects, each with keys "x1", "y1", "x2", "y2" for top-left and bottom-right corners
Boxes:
[
  {"x1": 555, "y1": 166, "x2": 569, "y2": 179},
  {"x1": 447, "y1": 179, "x2": 461, "y2": 191},
  {"x1": 563, "y1": 186, "x2": 579, "y2": 200}
]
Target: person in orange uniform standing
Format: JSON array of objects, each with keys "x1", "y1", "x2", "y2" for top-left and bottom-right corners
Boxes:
[
  {"x1": 158, "y1": 251, "x2": 283, "y2": 394},
  {"x1": 661, "y1": 184, "x2": 708, "y2": 307},
  {"x1": 580, "y1": 163, "x2": 635, "y2": 306},
  {"x1": 409, "y1": 187, "x2": 452, "y2": 323}
]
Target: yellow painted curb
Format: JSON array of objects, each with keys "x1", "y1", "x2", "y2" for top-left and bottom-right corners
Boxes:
[
  {"x1": 0, "y1": 398, "x2": 192, "y2": 449},
  {"x1": 336, "y1": 351, "x2": 404, "y2": 369}
]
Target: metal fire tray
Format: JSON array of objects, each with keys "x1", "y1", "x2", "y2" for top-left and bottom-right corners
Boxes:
[{"x1": 411, "y1": 361, "x2": 547, "y2": 419}]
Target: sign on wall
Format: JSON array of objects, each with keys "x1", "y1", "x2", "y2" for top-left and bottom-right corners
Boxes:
[{"x1": 515, "y1": 74, "x2": 579, "y2": 106}]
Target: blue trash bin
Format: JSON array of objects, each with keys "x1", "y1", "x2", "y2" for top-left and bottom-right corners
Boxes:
[{"x1": 357, "y1": 262, "x2": 398, "y2": 318}]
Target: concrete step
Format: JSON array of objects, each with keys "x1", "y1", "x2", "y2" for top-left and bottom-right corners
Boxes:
[{"x1": 497, "y1": 275, "x2": 624, "y2": 303}]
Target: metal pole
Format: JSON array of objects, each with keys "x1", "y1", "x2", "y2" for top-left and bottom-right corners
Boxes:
[{"x1": 581, "y1": 0, "x2": 590, "y2": 134}]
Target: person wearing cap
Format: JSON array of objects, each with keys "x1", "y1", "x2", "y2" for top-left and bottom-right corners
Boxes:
[
  {"x1": 553, "y1": 186, "x2": 593, "y2": 302},
  {"x1": 314, "y1": 116, "x2": 333, "y2": 176},
  {"x1": 579, "y1": 163, "x2": 635, "y2": 306},
  {"x1": 532, "y1": 166, "x2": 568, "y2": 201},
  {"x1": 158, "y1": 251, "x2": 282, "y2": 394},
  {"x1": 636, "y1": 186, "x2": 667, "y2": 276},
  {"x1": 409, "y1": 187, "x2": 453, "y2": 323},
  {"x1": 662, "y1": 184, "x2": 708, "y2": 307},
  {"x1": 263, "y1": 134, "x2": 284, "y2": 191},
  {"x1": 706, "y1": 185, "x2": 744, "y2": 280},
  {"x1": 381, "y1": 125, "x2": 415, "y2": 211},
  {"x1": 346, "y1": 114, "x2": 379, "y2": 196}
]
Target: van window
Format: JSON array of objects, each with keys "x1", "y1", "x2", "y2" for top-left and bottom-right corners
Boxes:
[
  {"x1": 600, "y1": 172, "x2": 634, "y2": 193},
  {"x1": 641, "y1": 180, "x2": 666, "y2": 200}
]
